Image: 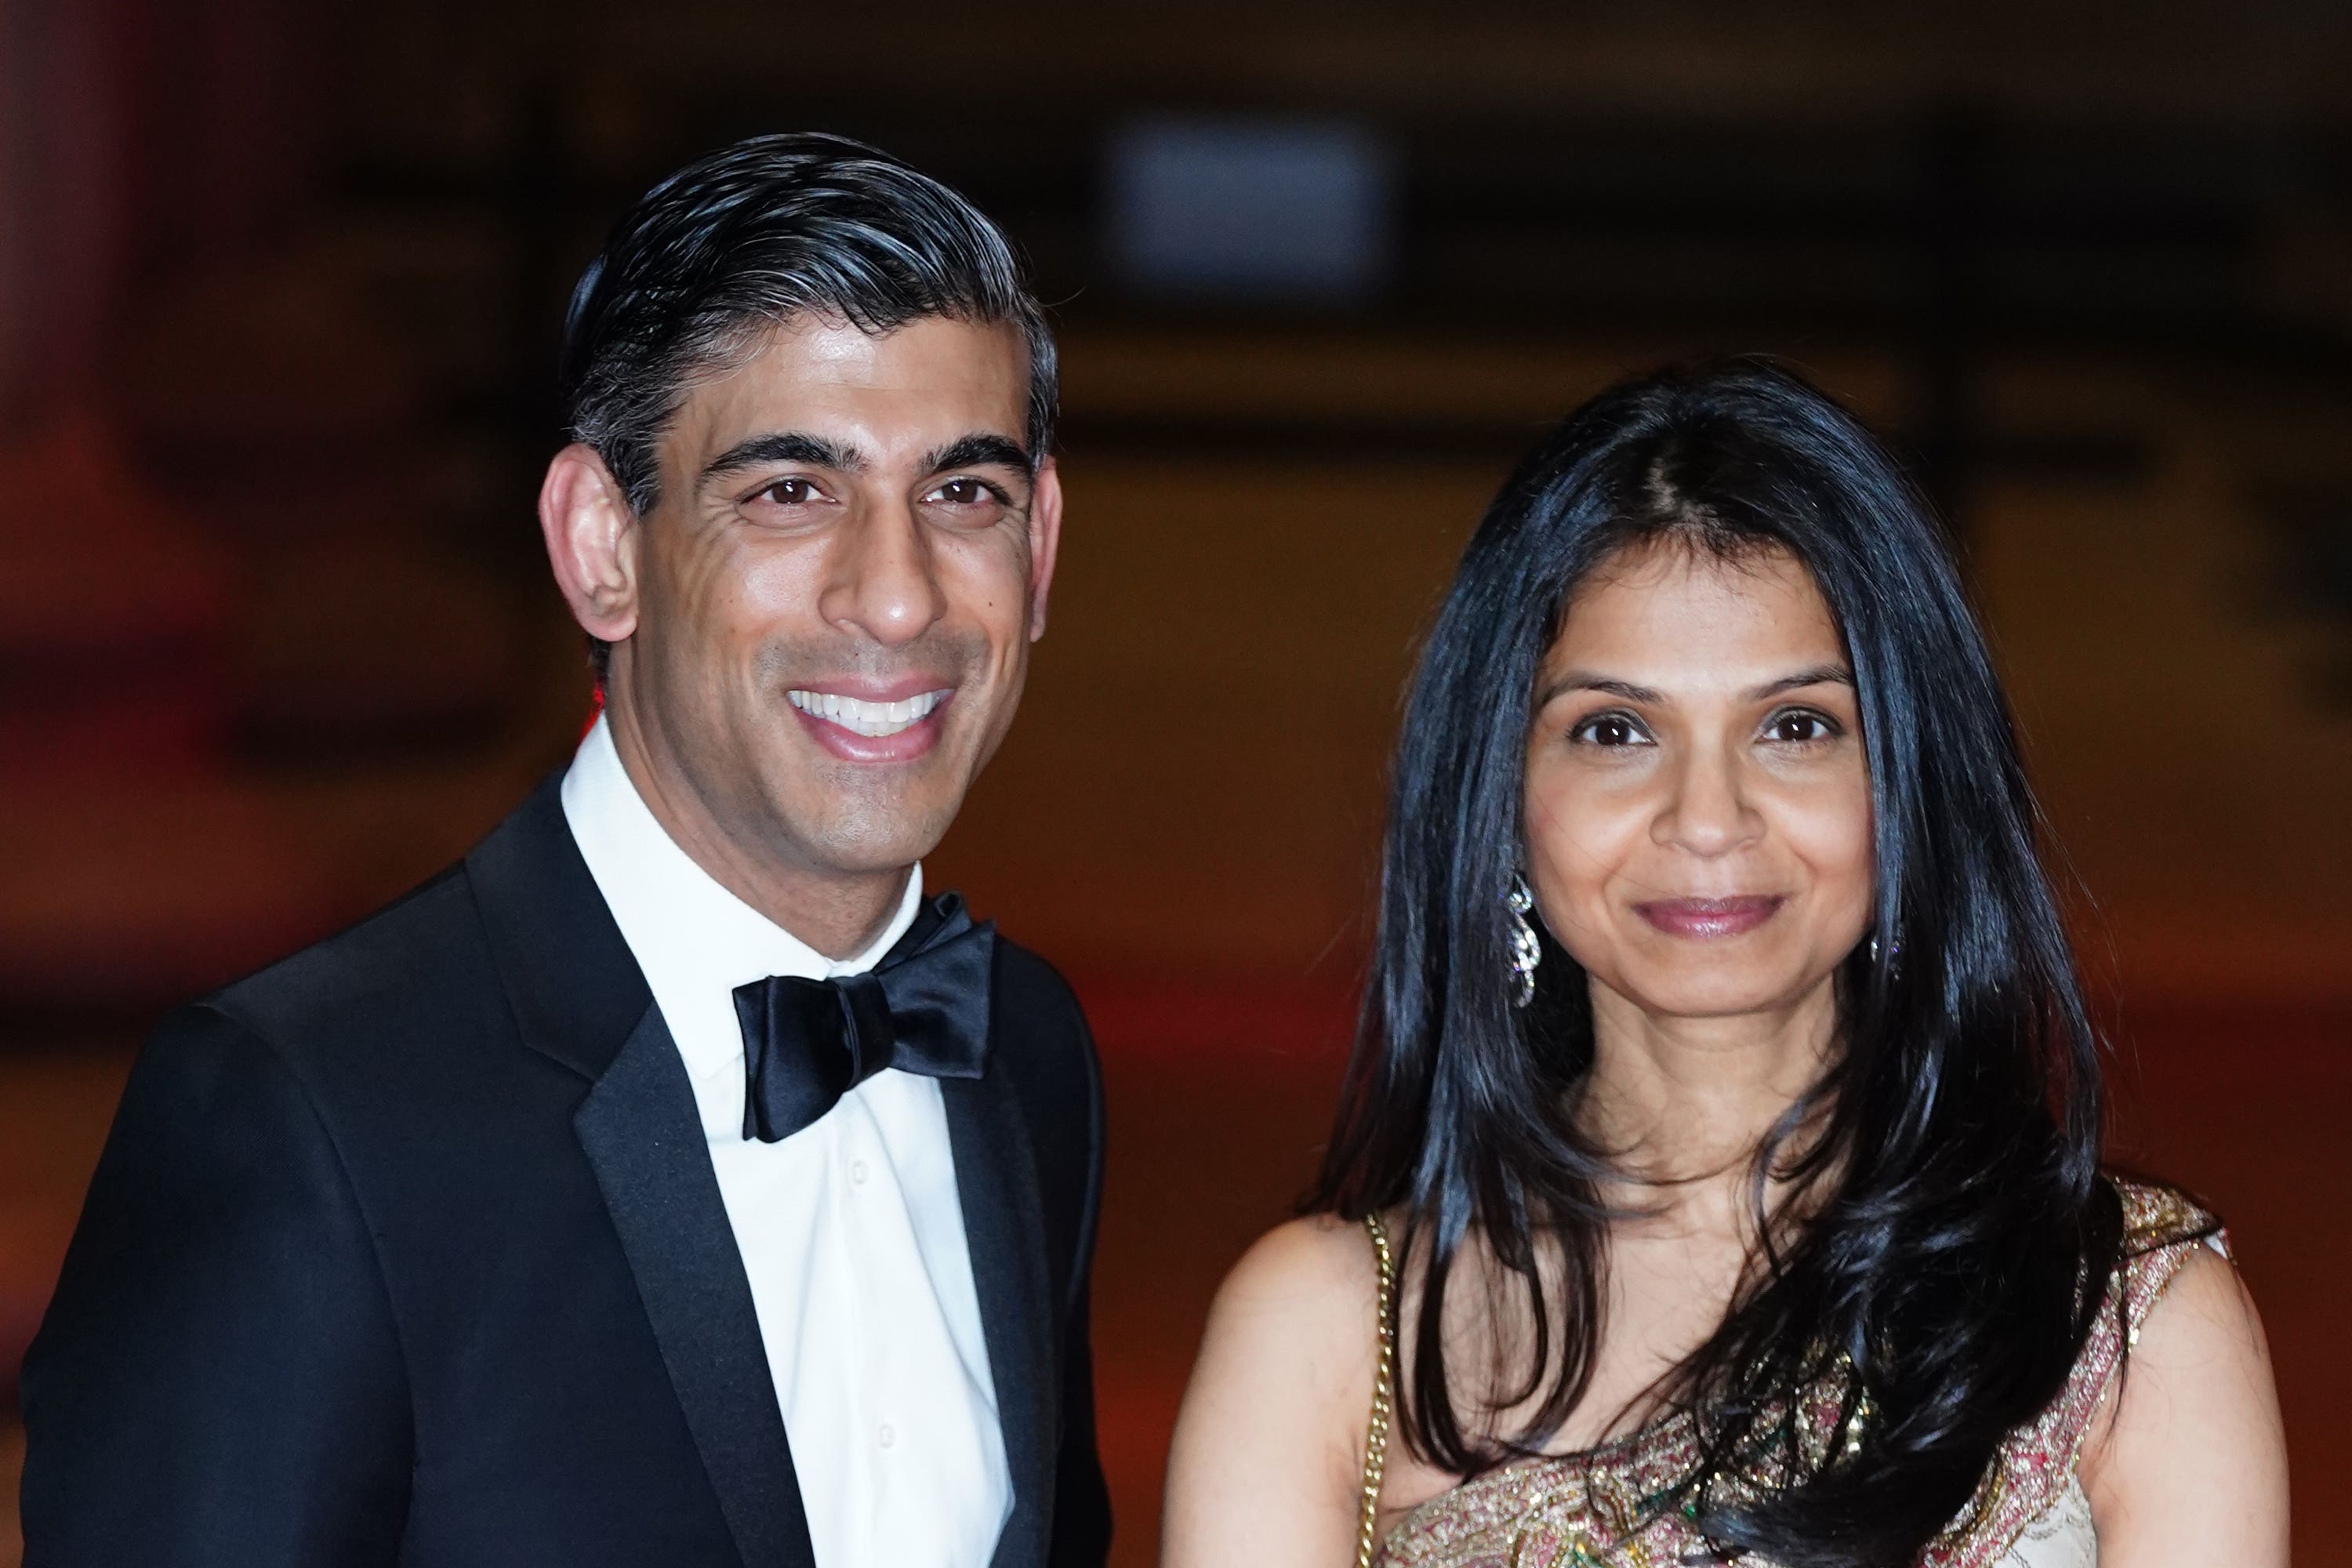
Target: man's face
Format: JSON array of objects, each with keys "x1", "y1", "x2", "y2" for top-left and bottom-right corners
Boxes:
[{"x1": 603, "y1": 314, "x2": 1055, "y2": 885}]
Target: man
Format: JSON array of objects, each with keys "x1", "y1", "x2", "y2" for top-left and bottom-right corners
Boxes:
[{"x1": 22, "y1": 133, "x2": 1109, "y2": 1568}]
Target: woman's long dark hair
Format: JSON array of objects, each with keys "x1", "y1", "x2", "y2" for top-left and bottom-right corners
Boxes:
[{"x1": 1310, "y1": 361, "x2": 2122, "y2": 1566}]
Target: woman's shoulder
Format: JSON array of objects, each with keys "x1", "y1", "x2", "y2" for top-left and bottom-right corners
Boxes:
[
  {"x1": 2046, "y1": 1173, "x2": 2266, "y2": 1482},
  {"x1": 1874, "y1": 1177, "x2": 2266, "y2": 1563},
  {"x1": 1207, "y1": 1212, "x2": 1387, "y2": 1352},
  {"x1": 2071, "y1": 1178, "x2": 2288, "y2": 1562},
  {"x1": 2100, "y1": 1174, "x2": 2230, "y2": 1329},
  {"x1": 2108, "y1": 1173, "x2": 2223, "y2": 1255},
  {"x1": 1163, "y1": 1213, "x2": 1392, "y2": 1557},
  {"x1": 1184, "y1": 1212, "x2": 1392, "y2": 1441}
]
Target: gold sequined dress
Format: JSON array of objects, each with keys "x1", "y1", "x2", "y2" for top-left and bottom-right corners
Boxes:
[{"x1": 1360, "y1": 1181, "x2": 2222, "y2": 1568}]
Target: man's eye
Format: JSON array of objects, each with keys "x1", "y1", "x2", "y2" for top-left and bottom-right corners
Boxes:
[
  {"x1": 757, "y1": 477, "x2": 820, "y2": 506},
  {"x1": 928, "y1": 477, "x2": 996, "y2": 506},
  {"x1": 1570, "y1": 713, "x2": 1649, "y2": 747}
]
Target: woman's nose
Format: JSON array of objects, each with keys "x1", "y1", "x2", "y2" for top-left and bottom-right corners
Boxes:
[{"x1": 1652, "y1": 744, "x2": 1763, "y2": 857}]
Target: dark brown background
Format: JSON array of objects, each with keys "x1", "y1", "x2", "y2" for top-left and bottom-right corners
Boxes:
[{"x1": 4, "y1": 2, "x2": 2349, "y2": 1562}]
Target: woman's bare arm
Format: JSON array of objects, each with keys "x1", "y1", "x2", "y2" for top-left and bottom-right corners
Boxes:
[
  {"x1": 2080, "y1": 1247, "x2": 2289, "y2": 1565},
  {"x1": 1161, "y1": 1217, "x2": 1383, "y2": 1568}
]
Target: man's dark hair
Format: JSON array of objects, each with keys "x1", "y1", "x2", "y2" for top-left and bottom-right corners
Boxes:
[{"x1": 559, "y1": 129, "x2": 1058, "y2": 522}]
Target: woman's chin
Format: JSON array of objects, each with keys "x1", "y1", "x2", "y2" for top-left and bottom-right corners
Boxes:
[{"x1": 1602, "y1": 962, "x2": 1835, "y2": 1025}]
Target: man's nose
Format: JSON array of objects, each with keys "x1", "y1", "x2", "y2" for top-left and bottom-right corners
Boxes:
[{"x1": 818, "y1": 503, "x2": 948, "y2": 647}]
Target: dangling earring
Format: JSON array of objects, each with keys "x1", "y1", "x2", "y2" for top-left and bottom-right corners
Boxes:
[
  {"x1": 1505, "y1": 875, "x2": 1541, "y2": 1009},
  {"x1": 1868, "y1": 927, "x2": 1903, "y2": 968}
]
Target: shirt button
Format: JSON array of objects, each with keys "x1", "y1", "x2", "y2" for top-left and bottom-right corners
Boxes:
[
  {"x1": 877, "y1": 1423, "x2": 895, "y2": 1449},
  {"x1": 851, "y1": 1160, "x2": 870, "y2": 1185}
]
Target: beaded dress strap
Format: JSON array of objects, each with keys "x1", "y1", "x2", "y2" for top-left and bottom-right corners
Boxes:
[{"x1": 1356, "y1": 1212, "x2": 1399, "y2": 1568}]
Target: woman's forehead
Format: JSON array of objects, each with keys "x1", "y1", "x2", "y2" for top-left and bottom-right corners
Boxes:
[{"x1": 1548, "y1": 539, "x2": 1841, "y2": 675}]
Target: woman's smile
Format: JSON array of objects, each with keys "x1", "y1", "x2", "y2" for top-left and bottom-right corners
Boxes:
[{"x1": 1631, "y1": 893, "x2": 1785, "y2": 939}]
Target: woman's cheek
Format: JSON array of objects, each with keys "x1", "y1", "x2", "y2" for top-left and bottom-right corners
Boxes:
[
  {"x1": 1526, "y1": 780, "x2": 1630, "y2": 947},
  {"x1": 1783, "y1": 786, "x2": 1875, "y2": 924}
]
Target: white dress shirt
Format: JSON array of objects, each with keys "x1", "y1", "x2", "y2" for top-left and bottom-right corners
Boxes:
[{"x1": 561, "y1": 716, "x2": 1011, "y2": 1568}]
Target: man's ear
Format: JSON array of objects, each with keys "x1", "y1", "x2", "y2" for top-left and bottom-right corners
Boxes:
[
  {"x1": 539, "y1": 444, "x2": 641, "y2": 644},
  {"x1": 1026, "y1": 456, "x2": 1063, "y2": 643}
]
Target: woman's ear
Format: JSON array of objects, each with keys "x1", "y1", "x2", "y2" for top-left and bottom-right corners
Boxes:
[{"x1": 539, "y1": 444, "x2": 641, "y2": 644}]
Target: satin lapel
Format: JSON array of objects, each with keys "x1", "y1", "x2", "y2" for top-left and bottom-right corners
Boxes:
[
  {"x1": 942, "y1": 1060, "x2": 1058, "y2": 1568},
  {"x1": 575, "y1": 1004, "x2": 817, "y2": 1568},
  {"x1": 466, "y1": 769, "x2": 647, "y2": 1083}
]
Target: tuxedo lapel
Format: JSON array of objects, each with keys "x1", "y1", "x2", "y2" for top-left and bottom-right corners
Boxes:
[
  {"x1": 467, "y1": 771, "x2": 648, "y2": 1083},
  {"x1": 575, "y1": 1006, "x2": 818, "y2": 1568},
  {"x1": 942, "y1": 1059, "x2": 1058, "y2": 1568},
  {"x1": 469, "y1": 775, "x2": 815, "y2": 1568}
]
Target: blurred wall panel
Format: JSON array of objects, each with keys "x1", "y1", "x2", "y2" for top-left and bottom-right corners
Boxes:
[
  {"x1": 0, "y1": 0, "x2": 134, "y2": 417},
  {"x1": 0, "y1": 0, "x2": 25, "y2": 424}
]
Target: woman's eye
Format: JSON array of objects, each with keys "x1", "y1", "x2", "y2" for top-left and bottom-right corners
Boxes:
[
  {"x1": 1571, "y1": 713, "x2": 1650, "y2": 748},
  {"x1": 1766, "y1": 710, "x2": 1839, "y2": 744}
]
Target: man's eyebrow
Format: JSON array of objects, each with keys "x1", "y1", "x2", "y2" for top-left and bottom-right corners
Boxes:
[
  {"x1": 1744, "y1": 665, "x2": 1854, "y2": 702},
  {"x1": 920, "y1": 433, "x2": 1033, "y2": 476},
  {"x1": 699, "y1": 432, "x2": 867, "y2": 485},
  {"x1": 1537, "y1": 673, "x2": 1666, "y2": 707}
]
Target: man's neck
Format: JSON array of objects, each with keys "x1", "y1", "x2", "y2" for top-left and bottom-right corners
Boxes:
[{"x1": 601, "y1": 702, "x2": 909, "y2": 961}]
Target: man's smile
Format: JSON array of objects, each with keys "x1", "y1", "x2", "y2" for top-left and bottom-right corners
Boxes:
[{"x1": 786, "y1": 687, "x2": 953, "y2": 739}]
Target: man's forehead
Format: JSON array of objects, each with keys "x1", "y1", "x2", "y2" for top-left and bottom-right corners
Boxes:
[{"x1": 674, "y1": 314, "x2": 1028, "y2": 464}]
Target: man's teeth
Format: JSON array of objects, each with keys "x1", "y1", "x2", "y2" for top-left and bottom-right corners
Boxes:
[{"x1": 786, "y1": 688, "x2": 948, "y2": 738}]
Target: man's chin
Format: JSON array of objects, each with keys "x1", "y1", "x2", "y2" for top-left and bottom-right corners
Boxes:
[
  {"x1": 748, "y1": 730, "x2": 984, "y2": 877},
  {"x1": 787, "y1": 798, "x2": 963, "y2": 879}
]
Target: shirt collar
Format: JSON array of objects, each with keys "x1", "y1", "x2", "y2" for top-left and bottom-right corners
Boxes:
[{"x1": 559, "y1": 713, "x2": 924, "y2": 1083}]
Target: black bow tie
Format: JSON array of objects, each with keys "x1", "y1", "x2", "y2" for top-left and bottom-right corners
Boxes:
[{"x1": 731, "y1": 892, "x2": 996, "y2": 1144}]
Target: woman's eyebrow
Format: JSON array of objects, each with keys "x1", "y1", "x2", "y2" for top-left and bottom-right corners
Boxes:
[
  {"x1": 1744, "y1": 665, "x2": 1855, "y2": 701},
  {"x1": 1537, "y1": 673, "x2": 1665, "y2": 706},
  {"x1": 1536, "y1": 666, "x2": 1853, "y2": 706}
]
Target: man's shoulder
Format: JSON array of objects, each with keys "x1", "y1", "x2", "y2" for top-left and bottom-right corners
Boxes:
[
  {"x1": 986, "y1": 932, "x2": 1102, "y2": 1137},
  {"x1": 198, "y1": 773, "x2": 593, "y2": 1073},
  {"x1": 981, "y1": 932, "x2": 1105, "y2": 1283},
  {"x1": 202, "y1": 855, "x2": 499, "y2": 1069},
  {"x1": 990, "y1": 935, "x2": 1104, "y2": 1089},
  {"x1": 991, "y1": 934, "x2": 1090, "y2": 1044}
]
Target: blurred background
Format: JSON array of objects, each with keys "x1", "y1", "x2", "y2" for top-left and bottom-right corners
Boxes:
[{"x1": 3, "y1": 1, "x2": 2349, "y2": 1561}]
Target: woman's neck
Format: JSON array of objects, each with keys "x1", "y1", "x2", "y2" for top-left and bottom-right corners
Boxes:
[{"x1": 1577, "y1": 975, "x2": 1839, "y2": 1218}]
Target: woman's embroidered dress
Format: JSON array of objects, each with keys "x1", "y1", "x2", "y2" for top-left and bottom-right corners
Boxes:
[{"x1": 1370, "y1": 1181, "x2": 2219, "y2": 1568}]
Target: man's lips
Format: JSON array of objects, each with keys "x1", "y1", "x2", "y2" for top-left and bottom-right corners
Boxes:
[
  {"x1": 784, "y1": 685, "x2": 953, "y2": 739},
  {"x1": 784, "y1": 684, "x2": 956, "y2": 764},
  {"x1": 1632, "y1": 895, "x2": 1786, "y2": 939}
]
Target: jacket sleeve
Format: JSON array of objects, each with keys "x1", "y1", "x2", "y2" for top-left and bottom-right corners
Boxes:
[
  {"x1": 20, "y1": 1003, "x2": 413, "y2": 1566},
  {"x1": 1047, "y1": 1287, "x2": 1114, "y2": 1568},
  {"x1": 1046, "y1": 984, "x2": 1112, "y2": 1568}
]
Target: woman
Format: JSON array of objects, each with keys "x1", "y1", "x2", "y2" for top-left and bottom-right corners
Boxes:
[{"x1": 1162, "y1": 362, "x2": 2287, "y2": 1566}]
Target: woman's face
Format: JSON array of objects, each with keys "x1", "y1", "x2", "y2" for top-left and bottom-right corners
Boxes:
[{"x1": 1523, "y1": 539, "x2": 1874, "y2": 1022}]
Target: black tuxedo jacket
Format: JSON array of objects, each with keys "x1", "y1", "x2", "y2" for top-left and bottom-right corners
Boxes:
[{"x1": 20, "y1": 776, "x2": 1112, "y2": 1568}]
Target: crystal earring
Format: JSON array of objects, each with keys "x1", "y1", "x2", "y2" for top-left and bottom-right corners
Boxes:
[
  {"x1": 1505, "y1": 875, "x2": 1541, "y2": 1009},
  {"x1": 1868, "y1": 927, "x2": 1903, "y2": 967}
]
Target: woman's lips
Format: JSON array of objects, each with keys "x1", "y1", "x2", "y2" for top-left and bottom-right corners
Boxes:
[{"x1": 1632, "y1": 895, "x2": 1787, "y2": 939}]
